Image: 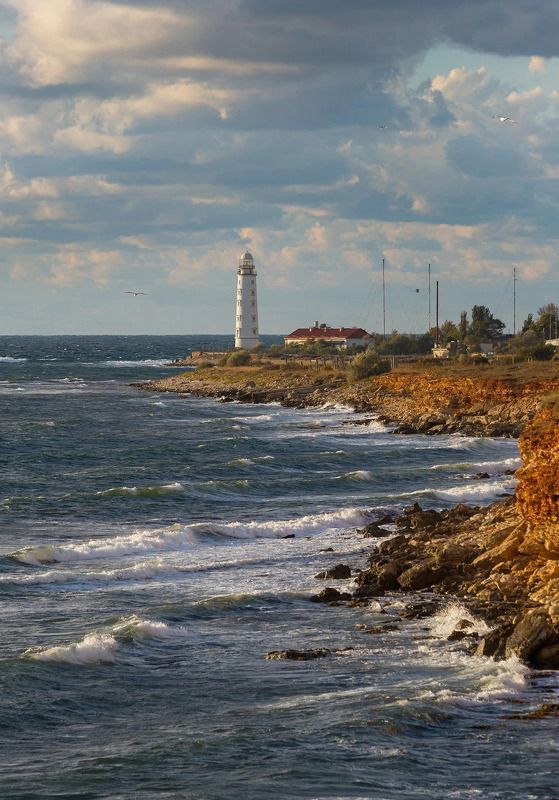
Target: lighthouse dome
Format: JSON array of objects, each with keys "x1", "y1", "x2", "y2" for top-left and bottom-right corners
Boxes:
[{"x1": 240, "y1": 250, "x2": 254, "y2": 262}]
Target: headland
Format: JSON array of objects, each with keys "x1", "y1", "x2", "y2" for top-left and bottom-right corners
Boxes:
[{"x1": 136, "y1": 359, "x2": 559, "y2": 669}]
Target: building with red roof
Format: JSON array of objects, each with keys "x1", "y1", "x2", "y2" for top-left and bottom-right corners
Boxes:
[{"x1": 284, "y1": 322, "x2": 370, "y2": 349}]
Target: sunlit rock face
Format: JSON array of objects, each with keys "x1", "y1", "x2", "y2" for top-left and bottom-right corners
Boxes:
[{"x1": 516, "y1": 403, "x2": 559, "y2": 528}]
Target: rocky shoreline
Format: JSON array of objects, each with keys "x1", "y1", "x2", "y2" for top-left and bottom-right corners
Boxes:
[
  {"x1": 135, "y1": 366, "x2": 559, "y2": 668},
  {"x1": 135, "y1": 366, "x2": 557, "y2": 438}
]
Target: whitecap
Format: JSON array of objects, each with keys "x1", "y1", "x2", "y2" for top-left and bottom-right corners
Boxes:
[
  {"x1": 24, "y1": 632, "x2": 118, "y2": 666},
  {"x1": 0, "y1": 356, "x2": 27, "y2": 362},
  {"x1": 10, "y1": 507, "x2": 371, "y2": 565},
  {"x1": 339, "y1": 470, "x2": 373, "y2": 481},
  {"x1": 95, "y1": 482, "x2": 184, "y2": 498},
  {"x1": 111, "y1": 614, "x2": 188, "y2": 640}
]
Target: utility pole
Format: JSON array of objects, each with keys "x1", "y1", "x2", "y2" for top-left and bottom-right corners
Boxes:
[
  {"x1": 512, "y1": 267, "x2": 516, "y2": 336},
  {"x1": 435, "y1": 280, "x2": 440, "y2": 346},
  {"x1": 428, "y1": 263, "x2": 432, "y2": 333},
  {"x1": 382, "y1": 257, "x2": 386, "y2": 339}
]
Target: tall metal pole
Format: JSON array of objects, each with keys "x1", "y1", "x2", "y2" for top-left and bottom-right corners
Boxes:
[
  {"x1": 512, "y1": 267, "x2": 516, "y2": 336},
  {"x1": 382, "y1": 257, "x2": 386, "y2": 339},
  {"x1": 428, "y1": 263, "x2": 431, "y2": 333},
  {"x1": 435, "y1": 280, "x2": 439, "y2": 346}
]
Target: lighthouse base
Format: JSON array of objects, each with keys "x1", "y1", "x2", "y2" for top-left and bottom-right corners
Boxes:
[{"x1": 235, "y1": 336, "x2": 260, "y2": 350}]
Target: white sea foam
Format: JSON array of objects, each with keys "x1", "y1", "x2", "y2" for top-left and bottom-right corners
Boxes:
[
  {"x1": 206, "y1": 506, "x2": 370, "y2": 540},
  {"x1": 10, "y1": 507, "x2": 370, "y2": 565},
  {"x1": 386, "y1": 476, "x2": 516, "y2": 505},
  {"x1": 227, "y1": 457, "x2": 254, "y2": 466},
  {"x1": 433, "y1": 477, "x2": 516, "y2": 503},
  {"x1": 0, "y1": 356, "x2": 27, "y2": 362},
  {"x1": 427, "y1": 602, "x2": 490, "y2": 639},
  {"x1": 0, "y1": 558, "x2": 178, "y2": 585},
  {"x1": 430, "y1": 456, "x2": 522, "y2": 475},
  {"x1": 229, "y1": 414, "x2": 277, "y2": 424},
  {"x1": 24, "y1": 632, "x2": 119, "y2": 665}
]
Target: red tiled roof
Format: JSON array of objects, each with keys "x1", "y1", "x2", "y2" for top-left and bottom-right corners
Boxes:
[{"x1": 285, "y1": 327, "x2": 369, "y2": 340}]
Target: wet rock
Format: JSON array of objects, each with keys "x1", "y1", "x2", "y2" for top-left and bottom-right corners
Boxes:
[
  {"x1": 359, "y1": 522, "x2": 389, "y2": 538},
  {"x1": 309, "y1": 587, "x2": 352, "y2": 603},
  {"x1": 399, "y1": 600, "x2": 441, "y2": 619},
  {"x1": 504, "y1": 702, "x2": 559, "y2": 720},
  {"x1": 475, "y1": 472, "x2": 490, "y2": 480},
  {"x1": 376, "y1": 514, "x2": 395, "y2": 526},
  {"x1": 359, "y1": 624, "x2": 400, "y2": 635},
  {"x1": 282, "y1": 534, "x2": 295, "y2": 539},
  {"x1": 314, "y1": 564, "x2": 352, "y2": 580},
  {"x1": 532, "y1": 642, "x2": 559, "y2": 669},
  {"x1": 475, "y1": 624, "x2": 513, "y2": 660},
  {"x1": 505, "y1": 609, "x2": 559, "y2": 664},
  {"x1": 265, "y1": 648, "x2": 331, "y2": 661}
]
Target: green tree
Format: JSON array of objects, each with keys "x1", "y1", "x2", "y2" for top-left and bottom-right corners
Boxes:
[
  {"x1": 536, "y1": 303, "x2": 559, "y2": 339},
  {"x1": 521, "y1": 313, "x2": 536, "y2": 334},
  {"x1": 469, "y1": 305, "x2": 505, "y2": 341}
]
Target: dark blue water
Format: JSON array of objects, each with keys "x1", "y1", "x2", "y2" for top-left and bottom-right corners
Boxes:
[{"x1": 0, "y1": 336, "x2": 557, "y2": 800}]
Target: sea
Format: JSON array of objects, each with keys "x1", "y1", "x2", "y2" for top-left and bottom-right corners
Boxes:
[{"x1": 0, "y1": 335, "x2": 557, "y2": 800}]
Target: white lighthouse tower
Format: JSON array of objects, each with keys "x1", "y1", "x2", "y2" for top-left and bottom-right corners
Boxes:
[{"x1": 235, "y1": 250, "x2": 260, "y2": 349}]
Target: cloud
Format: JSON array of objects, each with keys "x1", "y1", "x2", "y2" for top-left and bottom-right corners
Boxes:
[
  {"x1": 529, "y1": 55, "x2": 546, "y2": 73},
  {"x1": 1, "y1": 1, "x2": 559, "y2": 333}
]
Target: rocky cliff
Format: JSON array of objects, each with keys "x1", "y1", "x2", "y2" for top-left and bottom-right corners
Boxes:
[{"x1": 356, "y1": 397, "x2": 559, "y2": 667}]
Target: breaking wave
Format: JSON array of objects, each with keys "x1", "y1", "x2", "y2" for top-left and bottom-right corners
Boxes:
[
  {"x1": 96, "y1": 482, "x2": 184, "y2": 498},
  {"x1": 9, "y1": 507, "x2": 371, "y2": 566},
  {"x1": 24, "y1": 632, "x2": 119, "y2": 666},
  {"x1": 23, "y1": 615, "x2": 189, "y2": 665}
]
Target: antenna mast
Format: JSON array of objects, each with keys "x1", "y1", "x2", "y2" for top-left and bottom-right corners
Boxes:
[
  {"x1": 428, "y1": 263, "x2": 431, "y2": 333},
  {"x1": 382, "y1": 257, "x2": 386, "y2": 339},
  {"x1": 435, "y1": 280, "x2": 440, "y2": 346},
  {"x1": 512, "y1": 267, "x2": 516, "y2": 336}
]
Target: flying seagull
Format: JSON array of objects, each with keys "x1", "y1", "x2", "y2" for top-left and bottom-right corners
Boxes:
[
  {"x1": 492, "y1": 114, "x2": 518, "y2": 124},
  {"x1": 124, "y1": 291, "x2": 147, "y2": 296}
]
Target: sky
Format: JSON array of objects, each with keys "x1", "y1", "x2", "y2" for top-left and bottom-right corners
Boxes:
[{"x1": 0, "y1": 1, "x2": 559, "y2": 335}]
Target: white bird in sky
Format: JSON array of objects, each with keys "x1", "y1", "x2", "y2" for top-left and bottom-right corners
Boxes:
[
  {"x1": 124, "y1": 291, "x2": 147, "y2": 296},
  {"x1": 492, "y1": 114, "x2": 518, "y2": 124}
]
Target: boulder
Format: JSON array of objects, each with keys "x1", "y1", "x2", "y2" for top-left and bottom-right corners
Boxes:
[
  {"x1": 266, "y1": 648, "x2": 331, "y2": 661},
  {"x1": 397, "y1": 558, "x2": 447, "y2": 591},
  {"x1": 505, "y1": 609, "x2": 559, "y2": 664},
  {"x1": 314, "y1": 564, "x2": 352, "y2": 580},
  {"x1": 309, "y1": 587, "x2": 352, "y2": 603}
]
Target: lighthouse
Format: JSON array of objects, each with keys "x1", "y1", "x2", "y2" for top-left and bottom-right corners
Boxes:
[{"x1": 235, "y1": 251, "x2": 260, "y2": 349}]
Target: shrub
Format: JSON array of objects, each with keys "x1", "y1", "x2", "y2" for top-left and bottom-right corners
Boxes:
[
  {"x1": 226, "y1": 350, "x2": 251, "y2": 366},
  {"x1": 348, "y1": 351, "x2": 391, "y2": 381},
  {"x1": 196, "y1": 360, "x2": 215, "y2": 370},
  {"x1": 530, "y1": 344, "x2": 556, "y2": 361}
]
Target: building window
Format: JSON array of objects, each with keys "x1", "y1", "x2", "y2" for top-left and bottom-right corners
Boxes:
[{"x1": 253, "y1": 328, "x2": 257, "y2": 335}]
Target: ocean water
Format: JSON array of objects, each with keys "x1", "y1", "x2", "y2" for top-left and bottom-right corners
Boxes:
[{"x1": 0, "y1": 335, "x2": 557, "y2": 800}]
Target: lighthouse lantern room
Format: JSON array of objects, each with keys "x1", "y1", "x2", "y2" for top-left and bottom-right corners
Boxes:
[{"x1": 235, "y1": 251, "x2": 260, "y2": 349}]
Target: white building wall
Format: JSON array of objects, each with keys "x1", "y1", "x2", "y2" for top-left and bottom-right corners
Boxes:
[{"x1": 235, "y1": 252, "x2": 260, "y2": 349}]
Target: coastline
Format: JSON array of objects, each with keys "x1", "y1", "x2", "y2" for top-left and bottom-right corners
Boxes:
[{"x1": 135, "y1": 364, "x2": 559, "y2": 669}]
